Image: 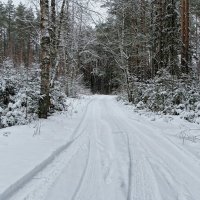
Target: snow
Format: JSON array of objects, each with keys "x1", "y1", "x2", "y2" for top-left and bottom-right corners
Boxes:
[
  {"x1": 1, "y1": 95, "x2": 200, "y2": 200},
  {"x1": 0, "y1": 96, "x2": 91, "y2": 199}
]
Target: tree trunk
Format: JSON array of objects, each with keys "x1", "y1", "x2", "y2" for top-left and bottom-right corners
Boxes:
[
  {"x1": 50, "y1": 0, "x2": 56, "y2": 67},
  {"x1": 181, "y1": 0, "x2": 190, "y2": 73},
  {"x1": 50, "y1": 0, "x2": 66, "y2": 86},
  {"x1": 38, "y1": 0, "x2": 50, "y2": 118}
]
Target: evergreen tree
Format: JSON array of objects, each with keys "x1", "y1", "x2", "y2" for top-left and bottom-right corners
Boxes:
[
  {"x1": 181, "y1": 0, "x2": 190, "y2": 73},
  {"x1": 0, "y1": 1, "x2": 6, "y2": 61},
  {"x1": 5, "y1": 0, "x2": 15, "y2": 58}
]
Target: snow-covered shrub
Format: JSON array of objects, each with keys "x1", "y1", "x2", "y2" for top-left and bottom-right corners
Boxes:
[
  {"x1": 0, "y1": 59, "x2": 73, "y2": 128},
  {"x1": 0, "y1": 60, "x2": 40, "y2": 128},
  {"x1": 50, "y1": 81, "x2": 68, "y2": 112},
  {"x1": 123, "y1": 69, "x2": 200, "y2": 123}
]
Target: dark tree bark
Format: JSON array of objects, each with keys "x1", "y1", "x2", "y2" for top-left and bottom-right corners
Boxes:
[
  {"x1": 181, "y1": 0, "x2": 190, "y2": 73},
  {"x1": 38, "y1": 0, "x2": 50, "y2": 118},
  {"x1": 50, "y1": 0, "x2": 56, "y2": 67}
]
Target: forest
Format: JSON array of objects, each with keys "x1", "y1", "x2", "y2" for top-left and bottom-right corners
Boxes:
[
  {"x1": 1, "y1": 1, "x2": 200, "y2": 200},
  {"x1": 0, "y1": 0, "x2": 200, "y2": 127}
]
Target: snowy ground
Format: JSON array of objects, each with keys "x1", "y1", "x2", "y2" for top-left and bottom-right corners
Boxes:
[
  {"x1": 1, "y1": 95, "x2": 200, "y2": 200},
  {"x1": 0, "y1": 96, "x2": 91, "y2": 199}
]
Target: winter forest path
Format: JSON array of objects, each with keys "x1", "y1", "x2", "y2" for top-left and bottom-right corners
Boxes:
[{"x1": 8, "y1": 95, "x2": 200, "y2": 200}]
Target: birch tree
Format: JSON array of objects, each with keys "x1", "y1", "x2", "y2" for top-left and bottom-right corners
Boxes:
[{"x1": 38, "y1": 0, "x2": 50, "y2": 118}]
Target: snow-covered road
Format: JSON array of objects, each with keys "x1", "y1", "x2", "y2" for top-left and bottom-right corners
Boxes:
[{"x1": 7, "y1": 95, "x2": 200, "y2": 200}]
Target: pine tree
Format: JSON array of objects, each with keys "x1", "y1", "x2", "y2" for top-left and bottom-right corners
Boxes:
[
  {"x1": 15, "y1": 3, "x2": 27, "y2": 64},
  {"x1": 181, "y1": 0, "x2": 190, "y2": 73},
  {"x1": 163, "y1": 0, "x2": 180, "y2": 76},
  {"x1": 5, "y1": 0, "x2": 15, "y2": 59},
  {"x1": 0, "y1": 1, "x2": 6, "y2": 61}
]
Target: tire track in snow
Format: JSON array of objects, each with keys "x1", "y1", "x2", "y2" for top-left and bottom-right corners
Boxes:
[
  {"x1": 8, "y1": 135, "x2": 90, "y2": 200},
  {"x1": 103, "y1": 99, "x2": 163, "y2": 200},
  {"x1": 101, "y1": 99, "x2": 134, "y2": 200},
  {"x1": 110, "y1": 116, "x2": 158, "y2": 200},
  {"x1": 67, "y1": 98, "x2": 105, "y2": 200},
  {"x1": 5, "y1": 99, "x2": 95, "y2": 200},
  {"x1": 70, "y1": 139, "x2": 92, "y2": 200},
  {"x1": 109, "y1": 117, "x2": 133, "y2": 200},
  {"x1": 5, "y1": 96, "x2": 200, "y2": 200},
  {"x1": 114, "y1": 98, "x2": 200, "y2": 200}
]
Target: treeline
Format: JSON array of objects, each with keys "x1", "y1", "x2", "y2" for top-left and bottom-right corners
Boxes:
[
  {"x1": 79, "y1": 0, "x2": 200, "y2": 122},
  {"x1": 1, "y1": 0, "x2": 200, "y2": 124},
  {"x1": 0, "y1": 0, "x2": 38, "y2": 66},
  {"x1": 1, "y1": 0, "x2": 200, "y2": 94},
  {"x1": 81, "y1": 0, "x2": 200, "y2": 96},
  {"x1": 0, "y1": 0, "x2": 95, "y2": 124}
]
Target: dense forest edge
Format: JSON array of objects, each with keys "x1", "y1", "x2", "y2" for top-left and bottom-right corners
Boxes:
[{"x1": 0, "y1": 0, "x2": 200, "y2": 128}]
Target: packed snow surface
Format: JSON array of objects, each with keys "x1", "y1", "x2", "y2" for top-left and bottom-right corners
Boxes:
[{"x1": 1, "y1": 95, "x2": 200, "y2": 200}]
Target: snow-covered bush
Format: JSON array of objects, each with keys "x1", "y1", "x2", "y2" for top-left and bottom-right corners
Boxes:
[
  {"x1": 50, "y1": 81, "x2": 68, "y2": 112},
  {"x1": 0, "y1": 59, "x2": 71, "y2": 128},
  {"x1": 123, "y1": 69, "x2": 200, "y2": 123},
  {"x1": 0, "y1": 59, "x2": 39, "y2": 128}
]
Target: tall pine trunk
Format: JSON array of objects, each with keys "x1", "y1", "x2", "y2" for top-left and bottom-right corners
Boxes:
[{"x1": 181, "y1": 0, "x2": 190, "y2": 73}]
